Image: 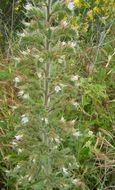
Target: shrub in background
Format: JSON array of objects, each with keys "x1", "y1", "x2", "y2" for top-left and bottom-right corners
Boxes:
[{"x1": 72, "y1": 0, "x2": 115, "y2": 42}]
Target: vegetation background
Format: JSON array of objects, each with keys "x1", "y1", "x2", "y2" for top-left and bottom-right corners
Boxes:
[{"x1": 0, "y1": 0, "x2": 115, "y2": 190}]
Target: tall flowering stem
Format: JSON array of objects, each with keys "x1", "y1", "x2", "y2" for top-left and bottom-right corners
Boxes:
[
  {"x1": 11, "y1": 1, "x2": 81, "y2": 189},
  {"x1": 44, "y1": 0, "x2": 51, "y2": 110}
]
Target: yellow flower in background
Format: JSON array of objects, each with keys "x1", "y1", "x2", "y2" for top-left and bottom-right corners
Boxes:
[
  {"x1": 93, "y1": 7, "x2": 100, "y2": 13},
  {"x1": 95, "y1": 0, "x2": 100, "y2": 4},
  {"x1": 87, "y1": 10, "x2": 94, "y2": 20},
  {"x1": 83, "y1": 22, "x2": 89, "y2": 33},
  {"x1": 103, "y1": 0, "x2": 108, "y2": 3},
  {"x1": 74, "y1": 0, "x2": 82, "y2": 8},
  {"x1": 70, "y1": 16, "x2": 80, "y2": 29},
  {"x1": 70, "y1": 0, "x2": 114, "y2": 33},
  {"x1": 106, "y1": 28, "x2": 110, "y2": 34},
  {"x1": 15, "y1": 5, "x2": 21, "y2": 11}
]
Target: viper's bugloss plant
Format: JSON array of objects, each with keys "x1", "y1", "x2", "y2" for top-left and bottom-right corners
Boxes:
[{"x1": 9, "y1": 1, "x2": 85, "y2": 189}]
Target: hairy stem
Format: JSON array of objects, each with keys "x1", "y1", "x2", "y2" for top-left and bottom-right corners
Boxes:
[{"x1": 44, "y1": 0, "x2": 51, "y2": 109}]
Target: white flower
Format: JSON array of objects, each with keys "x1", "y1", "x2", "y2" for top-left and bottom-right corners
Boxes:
[
  {"x1": 16, "y1": 164, "x2": 20, "y2": 170},
  {"x1": 50, "y1": 26, "x2": 56, "y2": 31},
  {"x1": 18, "y1": 148, "x2": 23, "y2": 153},
  {"x1": 69, "y1": 120, "x2": 76, "y2": 126},
  {"x1": 61, "y1": 41, "x2": 67, "y2": 46},
  {"x1": 13, "y1": 57, "x2": 21, "y2": 62},
  {"x1": 85, "y1": 140, "x2": 92, "y2": 147},
  {"x1": 32, "y1": 159, "x2": 36, "y2": 163},
  {"x1": 72, "y1": 101, "x2": 79, "y2": 108},
  {"x1": 17, "y1": 30, "x2": 28, "y2": 37},
  {"x1": 21, "y1": 114, "x2": 26, "y2": 118},
  {"x1": 18, "y1": 90, "x2": 30, "y2": 100},
  {"x1": 63, "y1": 184, "x2": 69, "y2": 188},
  {"x1": 88, "y1": 130, "x2": 94, "y2": 137},
  {"x1": 68, "y1": 41, "x2": 76, "y2": 48},
  {"x1": 20, "y1": 32, "x2": 26, "y2": 37},
  {"x1": 13, "y1": 77, "x2": 20, "y2": 83},
  {"x1": 21, "y1": 115, "x2": 29, "y2": 124},
  {"x1": 72, "y1": 178, "x2": 80, "y2": 184},
  {"x1": 15, "y1": 134, "x2": 23, "y2": 141},
  {"x1": 53, "y1": 145, "x2": 58, "y2": 149},
  {"x1": 5, "y1": 170, "x2": 10, "y2": 173},
  {"x1": 12, "y1": 140, "x2": 17, "y2": 145},
  {"x1": 51, "y1": 135, "x2": 62, "y2": 144},
  {"x1": 71, "y1": 75, "x2": 79, "y2": 81},
  {"x1": 21, "y1": 49, "x2": 30, "y2": 55},
  {"x1": 68, "y1": 2, "x2": 75, "y2": 10},
  {"x1": 61, "y1": 20, "x2": 68, "y2": 27},
  {"x1": 55, "y1": 85, "x2": 61, "y2": 93},
  {"x1": 60, "y1": 116, "x2": 66, "y2": 123},
  {"x1": 10, "y1": 106, "x2": 17, "y2": 111},
  {"x1": 25, "y1": 175, "x2": 29, "y2": 179},
  {"x1": 44, "y1": 118, "x2": 49, "y2": 125},
  {"x1": 62, "y1": 167, "x2": 69, "y2": 176},
  {"x1": 54, "y1": 136, "x2": 61, "y2": 144},
  {"x1": 28, "y1": 176, "x2": 32, "y2": 181},
  {"x1": 21, "y1": 51, "x2": 28, "y2": 55},
  {"x1": 41, "y1": 117, "x2": 49, "y2": 125},
  {"x1": 23, "y1": 93, "x2": 30, "y2": 100},
  {"x1": 13, "y1": 77, "x2": 21, "y2": 87},
  {"x1": 58, "y1": 55, "x2": 65, "y2": 64},
  {"x1": 37, "y1": 72, "x2": 42, "y2": 78},
  {"x1": 58, "y1": 58, "x2": 63, "y2": 64},
  {"x1": 18, "y1": 90, "x2": 24, "y2": 97},
  {"x1": 39, "y1": 58, "x2": 44, "y2": 63},
  {"x1": 72, "y1": 130, "x2": 81, "y2": 138},
  {"x1": 24, "y1": 3, "x2": 33, "y2": 10},
  {"x1": 71, "y1": 42, "x2": 76, "y2": 48},
  {"x1": 23, "y1": 21, "x2": 31, "y2": 27}
]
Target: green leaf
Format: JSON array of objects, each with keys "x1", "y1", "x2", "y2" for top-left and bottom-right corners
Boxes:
[{"x1": 0, "y1": 70, "x2": 10, "y2": 79}]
